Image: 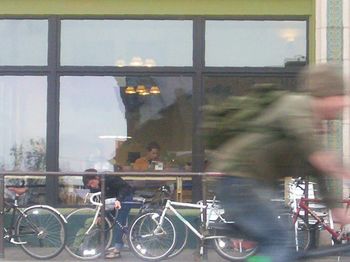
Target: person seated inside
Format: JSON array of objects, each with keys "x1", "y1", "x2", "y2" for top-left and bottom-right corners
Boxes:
[
  {"x1": 82, "y1": 168, "x2": 133, "y2": 259},
  {"x1": 133, "y1": 141, "x2": 162, "y2": 171}
]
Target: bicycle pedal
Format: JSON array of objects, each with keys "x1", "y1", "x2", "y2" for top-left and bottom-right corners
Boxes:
[{"x1": 10, "y1": 239, "x2": 27, "y2": 245}]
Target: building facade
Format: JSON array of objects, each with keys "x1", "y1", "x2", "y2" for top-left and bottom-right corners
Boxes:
[{"x1": 0, "y1": 0, "x2": 316, "y2": 205}]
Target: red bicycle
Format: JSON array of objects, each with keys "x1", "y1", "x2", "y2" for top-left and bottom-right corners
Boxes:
[{"x1": 291, "y1": 180, "x2": 350, "y2": 252}]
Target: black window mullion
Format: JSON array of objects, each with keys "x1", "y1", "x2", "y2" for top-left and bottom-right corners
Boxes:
[
  {"x1": 46, "y1": 16, "x2": 60, "y2": 205},
  {"x1": 191, "y1": 17, "x2": 205, "y2": 202}
]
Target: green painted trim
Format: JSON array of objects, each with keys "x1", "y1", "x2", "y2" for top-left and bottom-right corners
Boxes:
[
  {"x1": 0, "y1": 0, "x2": 314, "y2": 16},
  {"x1": 309, "y1": 0, "x2": 316, "y2": 64}
]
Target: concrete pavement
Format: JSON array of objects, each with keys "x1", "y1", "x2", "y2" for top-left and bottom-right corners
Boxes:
[{"x1": 1, "y1": 247, "x2": 348, "y2": 262}]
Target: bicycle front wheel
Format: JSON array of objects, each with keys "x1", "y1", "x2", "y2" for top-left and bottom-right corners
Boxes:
[
  {"x1": 15, "y1": 206, "x2": 66, "y2": 260},
  {"x1": 128, "y1": 212, "x2": 176, "y2": 261},
  {"x1": 65, "y1": 207, "x2": 113, "y2": 260},
  {"x1": 167, "y1": 218, "x2": 188, "y2": 259}
]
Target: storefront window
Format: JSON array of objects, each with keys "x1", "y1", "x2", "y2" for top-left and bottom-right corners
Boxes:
[
  {"x1": 0, "y1": 20, "x2": 48, "y2": 65},
  {"x1": 59, "y1": 76, "x2": 192, "y2": 204},
  {"x1": 205, "y1": 20, "x2": 307, "y2": 67},
  {"x1": 0, "y1": 76, "x2": 47, "y2": 204},
  {"x1": 61, "y1": 20, "x2": 193, "y2": 66}
]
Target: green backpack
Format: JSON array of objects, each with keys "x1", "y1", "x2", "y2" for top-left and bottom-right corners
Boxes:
[{"x1": 202, "y1": 84, "x2": 287, "y2": 150}]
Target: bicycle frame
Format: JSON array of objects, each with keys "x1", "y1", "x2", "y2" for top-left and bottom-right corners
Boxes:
[
  {"x1": 158, "y1": 199, "x2": 230, "y2": 240},
  {"x1": 293, "y1": 197, "x2": 350, "y2": 242},
  {"x1": 82, "y1": 192, "x2": 146, "y2": 235}
]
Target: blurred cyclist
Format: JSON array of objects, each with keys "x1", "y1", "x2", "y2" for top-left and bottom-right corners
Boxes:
[{"x1": 211, "y1": 64, "x2": 350, "y2": 262}]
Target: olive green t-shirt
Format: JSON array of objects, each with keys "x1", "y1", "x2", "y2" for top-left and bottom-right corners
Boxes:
[
  {"x1": 210, "y1": 93, "x2": 341, "y2": 206},
  {"x1": 211, "y1": 94, "x2": 320, "y2": 178}
]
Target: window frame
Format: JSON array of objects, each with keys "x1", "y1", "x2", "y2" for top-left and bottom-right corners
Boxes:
[{"x1": 0, "y1": 15, "x2": 309, "y2": 205}]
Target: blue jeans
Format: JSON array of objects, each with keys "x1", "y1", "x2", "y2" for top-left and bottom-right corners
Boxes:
[
  {"x1": 113, "y1": 194, "x2": 133, "y2": 249},
  {"x1": 216, "y1": 176, "x2": 296, "y2": 262}
]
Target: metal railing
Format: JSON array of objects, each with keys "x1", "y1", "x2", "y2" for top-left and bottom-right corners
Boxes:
[{"x1": 0, "y1": 171, "x2": 214, "y2": 259}]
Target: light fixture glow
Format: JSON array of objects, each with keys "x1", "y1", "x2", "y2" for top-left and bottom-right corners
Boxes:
[
  {"x1": 125, "y1": 86, "x2": 136, "y2": 94},
  {"x1": 144, "y1": 58, "x2": 156, "y2": 67},
  {"x1": 99, "y1": 135, "x2": 132, "y2": 140},
  {"x1": 149, "y1": 86, "x2": 160, "y2": 94},
  {"x1": 136, "y1": 85, "x2": 147, "y2": 94},
  {"x1": 115, "y1": 59, "x2": 125, "y2": 67},
  {"x1": 130, "y1": 56, "x2": 143, "y2": 66}
]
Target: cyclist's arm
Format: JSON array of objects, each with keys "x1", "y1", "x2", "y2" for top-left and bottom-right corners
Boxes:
[
  {"x1": 308, "y1": 151, "x2": 350, "y2": 180},
  {"x1": 308, "y1": 151, "x2": 350, "y2": 224}
]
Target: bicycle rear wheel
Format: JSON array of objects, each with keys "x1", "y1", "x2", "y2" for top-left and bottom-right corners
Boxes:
[
  {"x1": 65, "y1": 207, "x2": 113, "y2": 260},
  {"x1": 15, "y1": 206, "x2": 66, "y2": 260},
  {"x1": 213, "y1": 236, "x2": 258, "y2": 261},
  {"x1": 128, "y1": 212, "x2": 176, "y2": 261},
  {"x1": 293, "y1": 215, "x2": 311, "y2": 251}
]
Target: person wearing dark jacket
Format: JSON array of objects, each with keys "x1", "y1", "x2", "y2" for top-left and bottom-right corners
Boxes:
[{"x1": 83, "y1": 168, "x2": 133, "y2": 259}]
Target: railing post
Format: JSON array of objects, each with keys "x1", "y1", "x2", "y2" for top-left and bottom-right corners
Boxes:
[
  {"x1": 201, "y1": 172, "x2": 208, "y2": 261},
  {"x1": 0, "y1": 173, "x2": 4, "y2": 258},
  {"x1": 100, "y1": 173, "x2": 106, "y2": 259}
]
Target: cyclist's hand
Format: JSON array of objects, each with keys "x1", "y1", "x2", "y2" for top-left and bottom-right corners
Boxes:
[
  {"x1": 115, "y1": 200, "x2": 121, "y2": 209},
  {"x1": 331, "y1": 208, "x2": 350, "y2": 225}
]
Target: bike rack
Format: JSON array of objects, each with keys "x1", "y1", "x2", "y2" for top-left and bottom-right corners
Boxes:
[{"x1": 0, "y1": 171, "x2": 205, "y2": 260}]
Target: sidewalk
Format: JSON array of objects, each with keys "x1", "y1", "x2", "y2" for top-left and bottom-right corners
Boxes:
[{"x1": 1, "y1": 247, "x2": 346, "y2": 262}]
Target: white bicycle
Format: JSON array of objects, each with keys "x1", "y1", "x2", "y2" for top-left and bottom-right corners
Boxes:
[{"x1": 128, "y1": 196, "x2": 258, "y2": 261}]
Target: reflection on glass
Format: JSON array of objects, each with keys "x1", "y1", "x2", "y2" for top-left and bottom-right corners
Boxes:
[
  {"x1": 59, "y1": 76, "x2": 193, "y2": 204},
  {"x1": 0, "y1": 76, "x2": 47, "y2": 204},
  {"x1": 61, "y1": 20, "x2": 193, "y2": 66},
  {"x1": 206, "y1": 20, "x2": 307, "y2": 67},
  {"x1": 0, "y1": 20, "x2": 48, "y2": 65}
]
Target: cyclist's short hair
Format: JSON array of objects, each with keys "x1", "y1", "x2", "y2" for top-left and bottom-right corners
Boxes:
[{"x1": 82, "y1": 168, "x2": 98, "y2": 186}]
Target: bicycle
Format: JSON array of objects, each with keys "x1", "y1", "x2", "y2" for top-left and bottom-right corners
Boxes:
[
  {"x1": 289, "y1": 178, "x2": 350, "y2": 252},
  {"x1": 128, "y1": 196, "x2": 258, "y2": 261},
  {"x1": 3, "y1": 188, "x2": 67, "y2": 260},
  {"x1": 64, "y1": 185, "x2": 173, "y2": 260}
]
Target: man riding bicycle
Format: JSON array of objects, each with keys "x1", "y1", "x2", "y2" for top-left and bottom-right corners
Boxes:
[{"x1": 210, "y1": 64, "x2": 350, "y2": 262}]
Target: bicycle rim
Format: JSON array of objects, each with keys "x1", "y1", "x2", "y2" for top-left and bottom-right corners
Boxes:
[
  {"x1": 213, "y1": 235, "x2": 258, "y2": 261},
  {"x1": 293, "y1": 215, "x2": 311, "y2": 251},
  {"x1": 128, "y1": 212, "x2": 176, "y2": 261},
  {"x1": 15, "y1": 206, "x2": 66, "y2": 260},
  {"x1": 65, "y1": 207, "x2": 113, "y2": 260},
  {"x1": 167, "y1": 219, "x2": 188, "y2": 259}
]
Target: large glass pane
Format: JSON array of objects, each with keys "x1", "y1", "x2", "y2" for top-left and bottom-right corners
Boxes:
[
  {"x1": 61, "y1": 20, "x2": 193, "y2": 66},
  {"x1": 206, "y1": 20, "x2": 307, "y2": 67},
  {"x1": 0, "y1": 76, "x2": 47, "y2": 204},
  {"x1": 59, "y1": 76, "x2": 192, "y2": 204},
  {"x1": 0, "y1": 20, "x2": 48, "y2": 65}
]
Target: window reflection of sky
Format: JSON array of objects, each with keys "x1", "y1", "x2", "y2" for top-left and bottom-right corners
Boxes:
[
  {"x1": 0, "y1": 76, "x2": 46, "y2": 170},
  {"x1": 61, "y1": 20, "x2": 193, "y2": 66},
  {"x1": 0, "y1": 20, "x2": 47, "y2": 66},
  {"x1": 60, "y1": 76, "x2": 127, "y2": 171},
  {"x1": 206, "y1": 20, "x2": 306, "y2": 67}
]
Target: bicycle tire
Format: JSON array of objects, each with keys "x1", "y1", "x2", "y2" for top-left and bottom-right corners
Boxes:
[
  {"x1": 128, "y1": 212, "x2": 176, "y2": 261},
  {"x1": 15, "y1": 206, "x2": 66, "y2": 260},
  {"x1": 65, "y1": 207, "x2": 113, "y2": 260},
  {"x1": 293, "y1": 215, "x2": 311, "y2": 251},
  {"x1": 167, "y1": 217, "x2": 188, "y2": 259}
]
